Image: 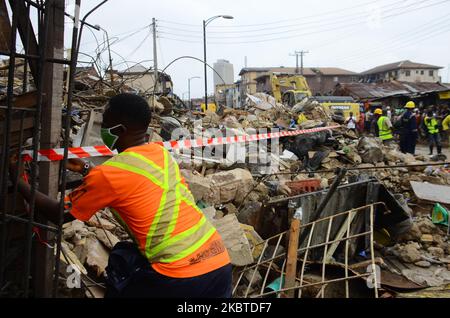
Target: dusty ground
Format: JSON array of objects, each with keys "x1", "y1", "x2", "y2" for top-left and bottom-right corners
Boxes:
[{"x1": 416, "y1": 142, "x2": 450, "y2": 158}]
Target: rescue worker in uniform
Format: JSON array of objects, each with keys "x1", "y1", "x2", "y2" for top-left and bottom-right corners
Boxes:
[
  {"x1": 10, "y1": 93, "x2": 232, "y2": 298},
  {"x1": 424, "y1": 110, "x2": 442, "y2": 155},
  {"x1": 398, "y1": 101, "x2": 418, "y2": 154},
  {"x1": 375, "y1": 108, "x2": 394, "y2": 145}
]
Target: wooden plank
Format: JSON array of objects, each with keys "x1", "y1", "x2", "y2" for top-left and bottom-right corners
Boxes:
[
  {"x1": 410, "y1": 181, "x2": 450, "y2": 205},
  {"x1": 284, "y1": 217, "x2": 301, "y2": 298},
  {"x1": 324, "y1": 211, "x2": 357, "y2": 262}
]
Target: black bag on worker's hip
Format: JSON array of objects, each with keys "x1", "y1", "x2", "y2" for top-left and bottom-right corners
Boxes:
[{"x1": 105, "y1": 241, "x2": 147, "y2": 294}]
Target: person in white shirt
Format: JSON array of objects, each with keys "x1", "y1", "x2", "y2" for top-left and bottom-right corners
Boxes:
[
  {"x1": 386, "y1": 106, "x2": 392, "y2": 120},
  {"x1": 345, "y1": 112, "x2": 357, "y2": 133}
]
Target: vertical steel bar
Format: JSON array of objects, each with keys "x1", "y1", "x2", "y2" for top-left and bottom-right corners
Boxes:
[
  {"x1": 258, "y1": 233, "x2": 284, "y2": 298},
  {"x1": 23, "y1": 0, "x2": 49, "y2": 296},
  {"x1": 9, "y1": 111, "x2": 26, "y2": 217},
  {"x1": 235, "y1": 239, "x2": 266, "y2": 297},
  {"x1": 21, "y1": 2, "x2": 30, "y2": 93},
  {"x1": 369, "y1": 205, "x2": 379, "y2": 298},
  {"x1": 53, "y1": 0, "x2": 81, "y2": 297},
  {"x1": 0, "y1": 0, "x2": 19, "y2": 289},
  {"x1": 320, "y1": 217, "x2": 333, "y2": 298},
  {"x1": 345, "y1": 210, "x2": 352, "y2": 298},
  {"x1": 298, "y1": 222, "x2": 315, "y2": 298},
  {"x1": 279, "y1": 258, "x2": 287, "y2": 298}
]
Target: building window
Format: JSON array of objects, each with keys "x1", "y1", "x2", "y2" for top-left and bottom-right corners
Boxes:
[
  {"x1": 420, "y1": 70, "x2": 424, "y2": 75},
  {"x1": 429, "y1": 70, "x2": 434, "y2": 76},
  {"x1": 405, "y1": 70, "x2": 410, "y2": 77},
  {"x1": 334, "y1": 76, "x2": 339, "y2": 82},
  {"x1": 416, "y1": 70, "x2": 419, "y2": 74}
]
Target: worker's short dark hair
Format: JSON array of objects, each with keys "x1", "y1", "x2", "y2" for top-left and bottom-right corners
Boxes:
[{"x1": 107, "y1": 93, "x2": 151, "y2": 130}]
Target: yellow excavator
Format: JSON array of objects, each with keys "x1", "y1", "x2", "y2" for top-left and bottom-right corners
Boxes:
[
  {"x1": 270, "y1": 73, "x2": 360, "y2": 119},
  {"x1": 270, "y1": 73, "x2": 312, "y2": 107}
]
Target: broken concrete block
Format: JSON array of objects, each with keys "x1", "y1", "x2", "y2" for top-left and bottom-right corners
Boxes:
[
  {"x1": 397, "y1": 242, "x2": 422, "y2": 263},
  {"x1": 240, "y1": 223, "x2": 264, "y2": 260},
  {"x1": 63, "y1": 219, "x2": 87, "y2": 240},
  {"x1": 416, "y1": 218, "x2": 438, "y2": 235},
  {"x1": 60, "y1": 241, "x2": 88, "y2": 276},
  {"x1": 180, "y1": 169, "x2": 212, "y2": 203},
  {"x1": 94, "y1": 228, "x2": 120, "y2": 250},
  {"x1": 414, "y1": 260, "x2": 432, "y2": 268},
  {"x1": 207, "y1": 168, "x2": 254, "y2": 205},
  {"x1": 397, "y1": 222, "x2": 422, "y2": 242},
  {"x1": 207, "y1": 168, "x2": 253, "y2": 203},
  {"x1": 427, "y1": 247, "x2": 445, "y2": 259},
  {"x1": 85, "y1": 236, "x2": 109, "y2": 277},
  {"x1": 212, "y1": 214, "x2": 254, "y2": 266},
  {"x1": 357, "y1": 137, "x2": 384, "y2": 163},
  {"x1": 420, "y1": 234, "x2": 434, "y2": 243},
  {"x1": 86, "y1": 215, "x2": 116, "y2": 231}
]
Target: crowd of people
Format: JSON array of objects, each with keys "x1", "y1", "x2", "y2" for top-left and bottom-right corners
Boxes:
[{"x1": 345, "y1": 101, "x2": 450, "y2": 157}]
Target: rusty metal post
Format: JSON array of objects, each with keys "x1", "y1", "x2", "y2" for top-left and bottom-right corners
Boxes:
[{"x1": 284, "y1": 209, "x2": 302, "y2": 298}]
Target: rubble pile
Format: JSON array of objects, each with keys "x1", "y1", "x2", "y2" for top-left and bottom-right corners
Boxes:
[{"x1": 5, "y1": 64, "x2": 446, "y2": 298}]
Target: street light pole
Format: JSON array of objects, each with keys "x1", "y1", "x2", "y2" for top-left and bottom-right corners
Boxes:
[
  {"x1": 203, "y1": 15, "x2": 233, "y2": 111},
  {"x1": 188, "y1": 76, "x2": 200, "y2": 111}
]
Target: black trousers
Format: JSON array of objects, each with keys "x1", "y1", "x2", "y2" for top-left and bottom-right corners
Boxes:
[
  {"x1": 399, "y1": 133, "x2": 416, "y2": 154},
  {"x1": 105, "y1": 241, "x2": 232, "y2": 298}
]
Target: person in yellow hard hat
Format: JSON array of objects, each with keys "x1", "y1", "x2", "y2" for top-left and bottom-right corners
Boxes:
[
  {"x1": 397, "y1": 101, "x2": 418, "y2": 154},
  {"x1": 375, "y1": 108, "x2": 394, "y2": 145}
]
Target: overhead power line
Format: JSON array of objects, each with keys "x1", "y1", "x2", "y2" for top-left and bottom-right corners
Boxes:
[
  {"x1": 157, "y1": 0, "x2": 421, "y2": 34},
  {"x1": 158, "y1": 0, "x2": 450, "y2": 44}
]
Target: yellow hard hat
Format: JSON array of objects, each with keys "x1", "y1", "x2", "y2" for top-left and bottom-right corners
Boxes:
[
  {"x1": 405, "y1": 101, "x2": 415, "y2": 109},
  {"x1": 374, "y1": 108, "x2": 382, "y2": 115}
]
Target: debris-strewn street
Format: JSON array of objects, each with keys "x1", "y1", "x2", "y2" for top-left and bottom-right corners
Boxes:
[{"x1": 1, "y1": 0, "x2": 450, "y2": 301}]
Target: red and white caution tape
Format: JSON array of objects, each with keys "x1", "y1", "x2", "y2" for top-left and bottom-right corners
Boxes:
[
  {"x1": 22, "y1": 145, "x2": 117, "y2": 162},
  {"x1": 22, "y1": 125, "x2": 340, "y2": 162}
]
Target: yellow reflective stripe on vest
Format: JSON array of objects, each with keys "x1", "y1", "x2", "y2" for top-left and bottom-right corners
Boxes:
[
  {"x1": 161, "y1": 158, "x2": 182, "y2": 243},
  {"x1": 104, "y1": 148, "x2": 216, "y2": 263},
  {"x1": 110, "y1": 207, "x2": 140, "y2": 246},
  {"x1": 149, "y1": 153, "x2": 178, "y2": 248},
  {"x1": 160, "y1": 227, "x2": 216, "y2": 263},
  {"x1": 121, "y1": 151, "x2": 165, "y2": 176},
  {"x1": 377, "y1": 116, "x2": 393, "y2": 140},
  {"x1": 145, "y1": 150, "x2": 170, "y2": 254},
  {"x1": 425, "y1": 117, "x2": 438, "y2": 134},
  {"x1": 147, "y1": 215, "x2": 215, "y2": 260}
]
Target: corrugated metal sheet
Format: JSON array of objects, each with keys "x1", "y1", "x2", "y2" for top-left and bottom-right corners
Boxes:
[{"x1": 335, "y1": 81, "x2": 449, "y2": 100}]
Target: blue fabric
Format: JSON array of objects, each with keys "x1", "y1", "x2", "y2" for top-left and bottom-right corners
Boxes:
[{"x1": 105, "y1": 242, "x2": 232, "y2": 298}]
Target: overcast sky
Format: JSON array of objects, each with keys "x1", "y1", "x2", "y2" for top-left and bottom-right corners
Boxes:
[{"x1": 69, "y1": 0, "x2": 450, "y2": 98}]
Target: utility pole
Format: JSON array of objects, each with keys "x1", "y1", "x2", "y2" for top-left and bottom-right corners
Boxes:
[
  {"x1": 290, "y1": 50, "x2": 309, "y2": 75},
  {"x1": 152, "y1": 18, "x2": 158, "y2": 96},
  {"x1": 103, "y1": 28, "x2": 114, "y2": 86}
]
